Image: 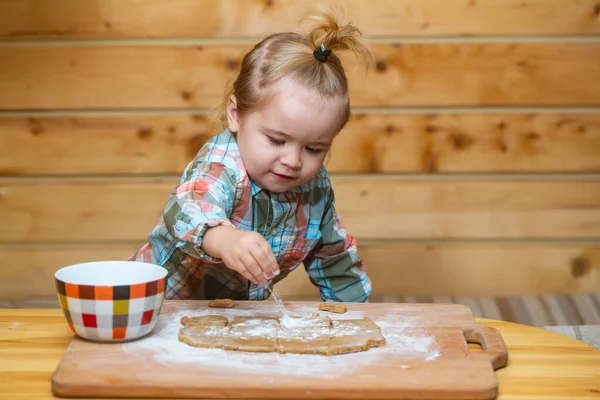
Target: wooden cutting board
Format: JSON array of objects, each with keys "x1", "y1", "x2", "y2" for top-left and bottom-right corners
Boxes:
[{"x1": 51, "y1": 300, "x2": 508, "y2": 400}]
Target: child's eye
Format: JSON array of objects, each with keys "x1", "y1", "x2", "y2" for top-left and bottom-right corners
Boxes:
[
  {"x1": 267, "y1": 136, "x2": 285, "y2": 146},
  {"x1": 305, "y1": 147, "x2": 323, "y2": 155}
]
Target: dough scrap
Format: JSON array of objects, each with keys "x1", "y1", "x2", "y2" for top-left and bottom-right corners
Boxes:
[
  {"x1": 178, "y1": 314, "x2": 385, "y2": 356},
  {"x1": 208, "y1": 298, "x2": 236, "y2": 308},
  {"x1": 318, "y1": 302, "x2": 347, "y2": 314}
]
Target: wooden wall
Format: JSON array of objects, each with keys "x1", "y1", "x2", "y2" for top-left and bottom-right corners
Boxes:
[{"x1": 1, "y1": 0, "x2": 599, "y2": 306}]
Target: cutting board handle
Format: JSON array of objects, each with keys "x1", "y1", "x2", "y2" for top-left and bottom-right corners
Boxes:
[{"x1": 462, "y1": 325, "x2": 509, "y2": 369}]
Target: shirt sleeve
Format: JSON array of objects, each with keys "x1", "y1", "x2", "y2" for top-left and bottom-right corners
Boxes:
[
  {"x1": 303, "y1": 188, "x2": 372, "y2": 302},
  {"x1": 162, "y1": 161, "x2": 237, "y2": 263}
]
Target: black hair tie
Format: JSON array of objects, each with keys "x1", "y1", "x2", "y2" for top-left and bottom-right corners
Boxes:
[{"x1": 313, "y1": 43, "x2": 332, "y2": 62}]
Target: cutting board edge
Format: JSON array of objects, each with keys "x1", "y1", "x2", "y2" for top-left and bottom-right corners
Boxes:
[{"x1": 51, "y1": 375, "x2": 499, "y2": 400}]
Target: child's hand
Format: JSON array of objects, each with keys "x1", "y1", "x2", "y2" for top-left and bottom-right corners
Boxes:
[{"x1": 202, "y1": 226, "x2": 280, "y2": 284}]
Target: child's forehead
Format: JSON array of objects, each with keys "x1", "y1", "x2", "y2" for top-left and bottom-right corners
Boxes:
[
  {"x1": 262, "y1": 77, "x2": 345, "y2": 102},
  {"x1": 255, "y1": 84, "x2": 345, "y2": 140},
  {"x1": 257, "y1": 78, "x2": 345, "y2": 125}
]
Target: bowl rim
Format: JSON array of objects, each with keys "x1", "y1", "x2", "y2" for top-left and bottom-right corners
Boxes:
[{"x1": 54, "y1": 260, "x2": 168, "y2": 286}]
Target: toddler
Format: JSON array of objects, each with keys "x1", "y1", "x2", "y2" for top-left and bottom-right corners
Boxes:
[{"x1": 130, "y1": 6, "x2": 374, "y2": 303}]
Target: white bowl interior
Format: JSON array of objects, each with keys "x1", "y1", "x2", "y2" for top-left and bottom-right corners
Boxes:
[{"x1": 55, "y1": 261, "x2": 167, "y2": 286}]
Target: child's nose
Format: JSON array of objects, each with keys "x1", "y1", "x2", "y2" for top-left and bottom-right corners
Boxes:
[{"x1": 281, "y1": 148, "x2": 301, "y2": 169}]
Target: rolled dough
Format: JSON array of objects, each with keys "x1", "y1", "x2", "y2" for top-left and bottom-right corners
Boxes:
[
  {"x1": 178, "y1": 314, "x2": 386, "y2": 356},
  {"x1": 178, "y1": 315, "x2": 229, "y2": 348}
]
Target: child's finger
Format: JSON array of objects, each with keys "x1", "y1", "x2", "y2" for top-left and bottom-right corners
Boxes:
[
  {"x1": 227, "y1": 258, "x2": 257, "y2": 284},
  {"x1": 240, "y1": 266, "x2": 261, "y2": 285},
  {"x1": 239, "y1": 253, "x2": 267, "y2": 284},
  {"x1": 250, "y1": 244, "x2": 279, "y2": 279},
  {"x1": 257, "y1": 241, "x2": 280, "y2": 277}
]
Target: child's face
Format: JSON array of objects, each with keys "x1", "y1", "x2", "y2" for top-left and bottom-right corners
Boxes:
[{"x1": 227, "y1": 77, "x2": 344, "y2": 193}]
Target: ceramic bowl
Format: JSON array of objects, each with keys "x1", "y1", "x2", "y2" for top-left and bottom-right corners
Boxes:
[{"x1": 54, "y1": 261, "x2": 168, "y2": 342}]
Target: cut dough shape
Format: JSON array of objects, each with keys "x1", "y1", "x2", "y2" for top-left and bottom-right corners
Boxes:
[
  {"x1": 222, "y1": 316, "x2": 279, "y2": 352},
  {"x1": 318, "y1": 302, "x2": 347, "y2": 314},
  {"x1": 181, "y1": 315, "x2": 228, "y2": 327},
  {"x1": 208, "y1": 298, "x2": 236, "y2": 308},
  {"x1": 278, "y1": 315, "x2": 331, "y2": 355},
  {"x1": 329, "y1": 318, "x2": 386, "y2": 355},
  {"x1": 178, "y1": 315, "x2": 229, "y2": 348},
  {"x1": 178, "y1": 314, "x2": 386, "y2": 356}
]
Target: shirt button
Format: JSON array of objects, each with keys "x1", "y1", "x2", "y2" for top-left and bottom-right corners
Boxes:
[{"x1": 270, "y1": 227, "x2": 277, "y2": 235}]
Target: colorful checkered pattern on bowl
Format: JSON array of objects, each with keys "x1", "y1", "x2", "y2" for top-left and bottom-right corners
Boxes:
[{"x1": 55, "y1": 278, "x2": 166, "y2": 341}]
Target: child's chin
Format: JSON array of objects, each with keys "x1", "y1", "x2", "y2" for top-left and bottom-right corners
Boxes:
[
  {"x1": 266, "y1": 184, "x2": 292, "y2": 194},
  {"x1": 266, "y1": 180, "x2": 298, "y2": 194},
  {"x1": 251, "y1": 177, "x2": 288, "y2": 193}
]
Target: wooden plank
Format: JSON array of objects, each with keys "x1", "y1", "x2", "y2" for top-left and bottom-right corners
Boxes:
[
  {"x1": 0, "y1": 178, "x2": 598, "y2": 242},
  {"x1": 1, "y1": 243, "x2": 598, "y2": 303},
  {"x1": 1, "y1": 43, "x2": 600, "y2": 109},
  {"x1": 0, "y1": 244, "x2": 141, "y2": 304},
  {"x1": 0, "y1": 114, "x2": 214, "y2": 175},
  {"x1": 1, "y1": 0, "x2": 599, "y2": 39},
  {"x1": 3, "y1": 112, "x2": 600, "y2": 175},
  {"x1": 336, "y1": 112, "x2": 600, "y2": 173},
  {"x1": 276, "y1": 244, "x2": 600, "y2": 299}
]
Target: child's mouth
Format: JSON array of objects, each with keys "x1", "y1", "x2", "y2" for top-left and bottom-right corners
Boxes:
[{"x1": 271, "y1": 172, "x2": 296, "y2": 181}]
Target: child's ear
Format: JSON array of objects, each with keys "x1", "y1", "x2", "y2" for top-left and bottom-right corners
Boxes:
[{"x1": 226, "y1": 95, "x2": 240, "y2": 133}]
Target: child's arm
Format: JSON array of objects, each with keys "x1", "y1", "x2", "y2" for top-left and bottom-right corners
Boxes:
[
  {"x1": 162, "y1": 162, "x2": 278, "y2": 284},
  {"x1": 303, "y1": 189, "x2": 372, "y2": 302}
]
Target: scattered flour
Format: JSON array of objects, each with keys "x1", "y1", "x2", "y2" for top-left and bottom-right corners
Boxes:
[
  {"x1": 122, "y1": 303, "x2": 440, "y2": 377},
  {"x1": 230, "y1": 319, "x2": 278, "y2": 338},
  {"x1": 278, "y1": 314, "x2": 324, "y2": 328},
  {"x1": 188, "y1": 326, "x2": 226, "y2": 337}
]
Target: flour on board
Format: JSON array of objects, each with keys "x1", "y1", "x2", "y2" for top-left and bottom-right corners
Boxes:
[{"x1": 123, "y1": 304, "x2": 440, "y2": 377}]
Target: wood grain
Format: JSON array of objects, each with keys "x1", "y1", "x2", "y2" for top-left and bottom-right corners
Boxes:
[
  {"x1": 1, "y1": 177, "x2": 598, "y2": 242},
  {"x1": 1, "y1": 243, "x2": 598, "y2": 303},
  {"x1": 0, "y1": 114, "x2": 214, "y2": 175},
  {"x1": 276, "y1": 244, "x2": 600, "y2": 299},
  {"x1": 2, "y1": 112, "x2": 600, "y2": 175},
  {"x1": 0, "y1": 244, "x2": 141, "y2": 303},
  {"x1": 1, "y1": 43, "x2": 599, "y2": 109},
  {"x1": 2, "y1": 310, "x2": 599, "y2": 400},
  {"x1": 1, "y1": 0, "x2": 599, "y2": 39}
]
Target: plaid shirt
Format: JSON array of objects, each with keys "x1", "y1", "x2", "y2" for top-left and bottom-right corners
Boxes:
[{"x1": 130, "y1": 129, "x2": 371, "y2": 302}]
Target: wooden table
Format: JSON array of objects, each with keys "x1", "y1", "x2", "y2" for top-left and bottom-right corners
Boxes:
[{"x1": 1, "y1": 309, "x2": 599, "y2": 400}]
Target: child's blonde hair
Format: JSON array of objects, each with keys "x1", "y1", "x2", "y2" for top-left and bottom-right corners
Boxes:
[{"x1": 212, "y1": 5, "x2": 373, "y2": 133}]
